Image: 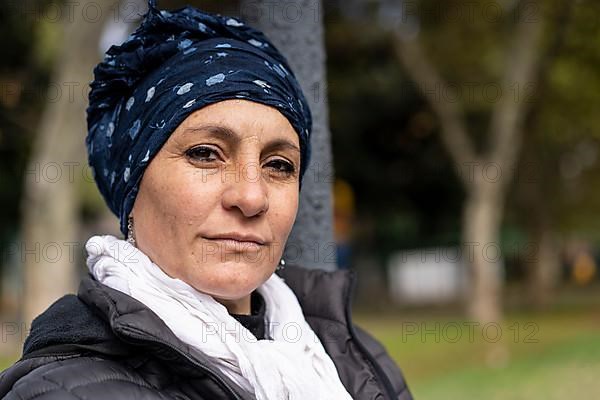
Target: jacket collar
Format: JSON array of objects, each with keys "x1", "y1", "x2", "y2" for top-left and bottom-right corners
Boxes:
[
  {"x1": 275, "y1": 264, "x2": 356, "y2": 324},
  {"x1": 75, "y1": 264, "x2": 356, "y2": 355},
  {"x1": 77, "y1": 264, "x2": 356, "y2": 338},
  {"x1": 22, "y1": 264, "x2": 355, "y2": 360},
  {"x1": 76, "y1": 264, "x2": 356, "y2": 399},
  {"x1": 77, "y1": 273, "x2": 256, "y2": 400},
  {"x1": 22, "y1": 265, "x2": 358, "y2": 399}
]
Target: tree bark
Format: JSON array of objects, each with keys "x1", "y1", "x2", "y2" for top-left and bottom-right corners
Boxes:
[
  {"x1": 239, "y1": 0, "x2": 336, "y2": 270},
  {"x1": 21, "y1": 0, "x2": 117, "y2": 326},
  {"x1": 463, "y1": 182, "x2": 504, "y2": 323},
  {"x1": 528, "y1": 227, "x2": 560, "y2": 307}
]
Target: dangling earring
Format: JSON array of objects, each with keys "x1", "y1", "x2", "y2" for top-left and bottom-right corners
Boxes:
[
  {"x1": 276, "y1": 258, "x2": 286, "y2": 271},
  {"x1": 126, "y1": 215, "x2": 136, "y2": 247}
]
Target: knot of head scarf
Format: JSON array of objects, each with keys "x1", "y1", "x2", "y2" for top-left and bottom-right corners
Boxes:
[{"x1": 86, "y1": 0, "x2": 312, "y2": 235}]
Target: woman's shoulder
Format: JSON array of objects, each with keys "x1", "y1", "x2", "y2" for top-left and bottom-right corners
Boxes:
[
  {"x1": 0, "y1": 285, "x2": 243, "y2": 400},
  {"x1": 0, "y1": 292, "x2": 169, "y2": 400},
  {"x1": 21, "y1": 293, "x2": 114, "y2": 355},
  {"x1": 278, "y1": 265, "x2": 413, "y2": 399},
  {"x1": 0, "y1": 354, "x2": 164, "y2": 400}
]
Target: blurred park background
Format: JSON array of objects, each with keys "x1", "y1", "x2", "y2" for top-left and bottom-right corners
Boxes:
[{"x1": 1, "y1": 0, "x2": 600, "y2": 398}]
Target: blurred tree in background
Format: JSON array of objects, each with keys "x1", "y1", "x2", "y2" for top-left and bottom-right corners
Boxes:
[
  {"x1": 385, "y1": 0, "x2": 549, "y2": 324},
  {"x1": 325, "y1": 0, "x2": 600, "y2": 318},
  {"x1": 0, "y1": 0, "x2": 61, "y2": 315}
]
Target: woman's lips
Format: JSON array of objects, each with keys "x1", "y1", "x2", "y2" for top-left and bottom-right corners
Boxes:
[{"x1": 204, "y1": 237, "x2": 264, "y2": 252}]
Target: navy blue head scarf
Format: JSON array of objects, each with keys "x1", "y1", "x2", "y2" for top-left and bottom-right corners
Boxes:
[{"x1": 86, "y1": 0, "x2": 312, "y2": 235}]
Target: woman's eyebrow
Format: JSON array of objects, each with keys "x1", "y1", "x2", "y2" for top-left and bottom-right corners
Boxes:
[
  {"x1": 184, "y1": 124, "x2": 300, "y2": 154},
  {"x1": 184, "y1": 124, "x2": 240, "y2": 144},
  {"x1": 262, "y1": 139, "x2": 300, "y2": 155}
]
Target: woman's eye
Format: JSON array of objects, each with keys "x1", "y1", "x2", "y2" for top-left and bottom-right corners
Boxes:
[
  {"x1": 185, "y1": 146, "x2": 220, "y2": 162},
  {"x1": 266, "y1": 159, "x2": 296, "y2": 176}
]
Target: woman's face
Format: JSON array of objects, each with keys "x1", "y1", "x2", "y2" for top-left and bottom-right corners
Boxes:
[{"x1": 131, "y1": 99, "x2": 300, "y2": 311}]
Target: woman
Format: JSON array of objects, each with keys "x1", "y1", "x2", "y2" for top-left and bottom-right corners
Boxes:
[{"x1": 0, "y1": 1, "x2": 413, "y2": 399}]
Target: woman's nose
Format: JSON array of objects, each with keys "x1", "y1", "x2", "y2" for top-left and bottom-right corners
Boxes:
[{"x1": 221, "y1": 162, "x2": 269, "y2": 217}]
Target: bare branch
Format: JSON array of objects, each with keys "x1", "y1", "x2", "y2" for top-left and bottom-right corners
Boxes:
[{"x1": 488, "y1": 0, "x2": 545, "y2": 188}]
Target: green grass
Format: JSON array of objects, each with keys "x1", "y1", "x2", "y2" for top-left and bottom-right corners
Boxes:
[
  {"x1": 354, "y1": 307, "x2": 600, "y2": 399},
  {"x1": 0, "y1": 356, "x2": 18, "y2": 372}
]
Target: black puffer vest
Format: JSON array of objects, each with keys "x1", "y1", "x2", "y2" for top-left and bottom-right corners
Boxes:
[{"x1": 0, "y1": 265, "x2": 413, "y2": 399}]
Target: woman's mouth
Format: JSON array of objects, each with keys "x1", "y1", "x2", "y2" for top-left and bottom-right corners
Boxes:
[{"x1": 206, "y1": 238, "x2": 263, "y2": 252}]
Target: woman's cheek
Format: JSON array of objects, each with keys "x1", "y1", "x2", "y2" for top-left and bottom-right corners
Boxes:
[
  {"x1": 176, "y1": 169, "x2": 222, "y2": 213},
  {"x1": 271, "y1": 191, "x2": 299, "y2": 243}
]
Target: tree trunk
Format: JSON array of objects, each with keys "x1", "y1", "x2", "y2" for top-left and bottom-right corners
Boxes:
[
  {"x1": 239, "y1": 0, "x2": 336, "y2": 271},
  {"x1": 527, "y1": 226, "x2": 560, "y2": 308},
  {"x1": 463, "y1": 182, "x2": 504, "y2": 323},
  {"x1": 22, "y1": 0, "x2": 116, "y2": 326}
]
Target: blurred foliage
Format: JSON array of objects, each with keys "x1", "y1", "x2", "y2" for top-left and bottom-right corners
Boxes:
[
  {"x1": 324, "y1": 0, "x2": 600, "y2": 281},
  {"x1": 527, "y1": 0, "x2": 600, "y2": 239},
  {"x1": 324, "y1": 5, "x2": 464, "y2": 264},
  {"x1": 0, "y1": 0, "x2": 64, "y2": 250}
]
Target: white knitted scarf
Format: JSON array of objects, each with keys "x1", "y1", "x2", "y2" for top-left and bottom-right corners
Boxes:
[{"x1": 85, "y1": 235, "x2": 353, "y2": 400}]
